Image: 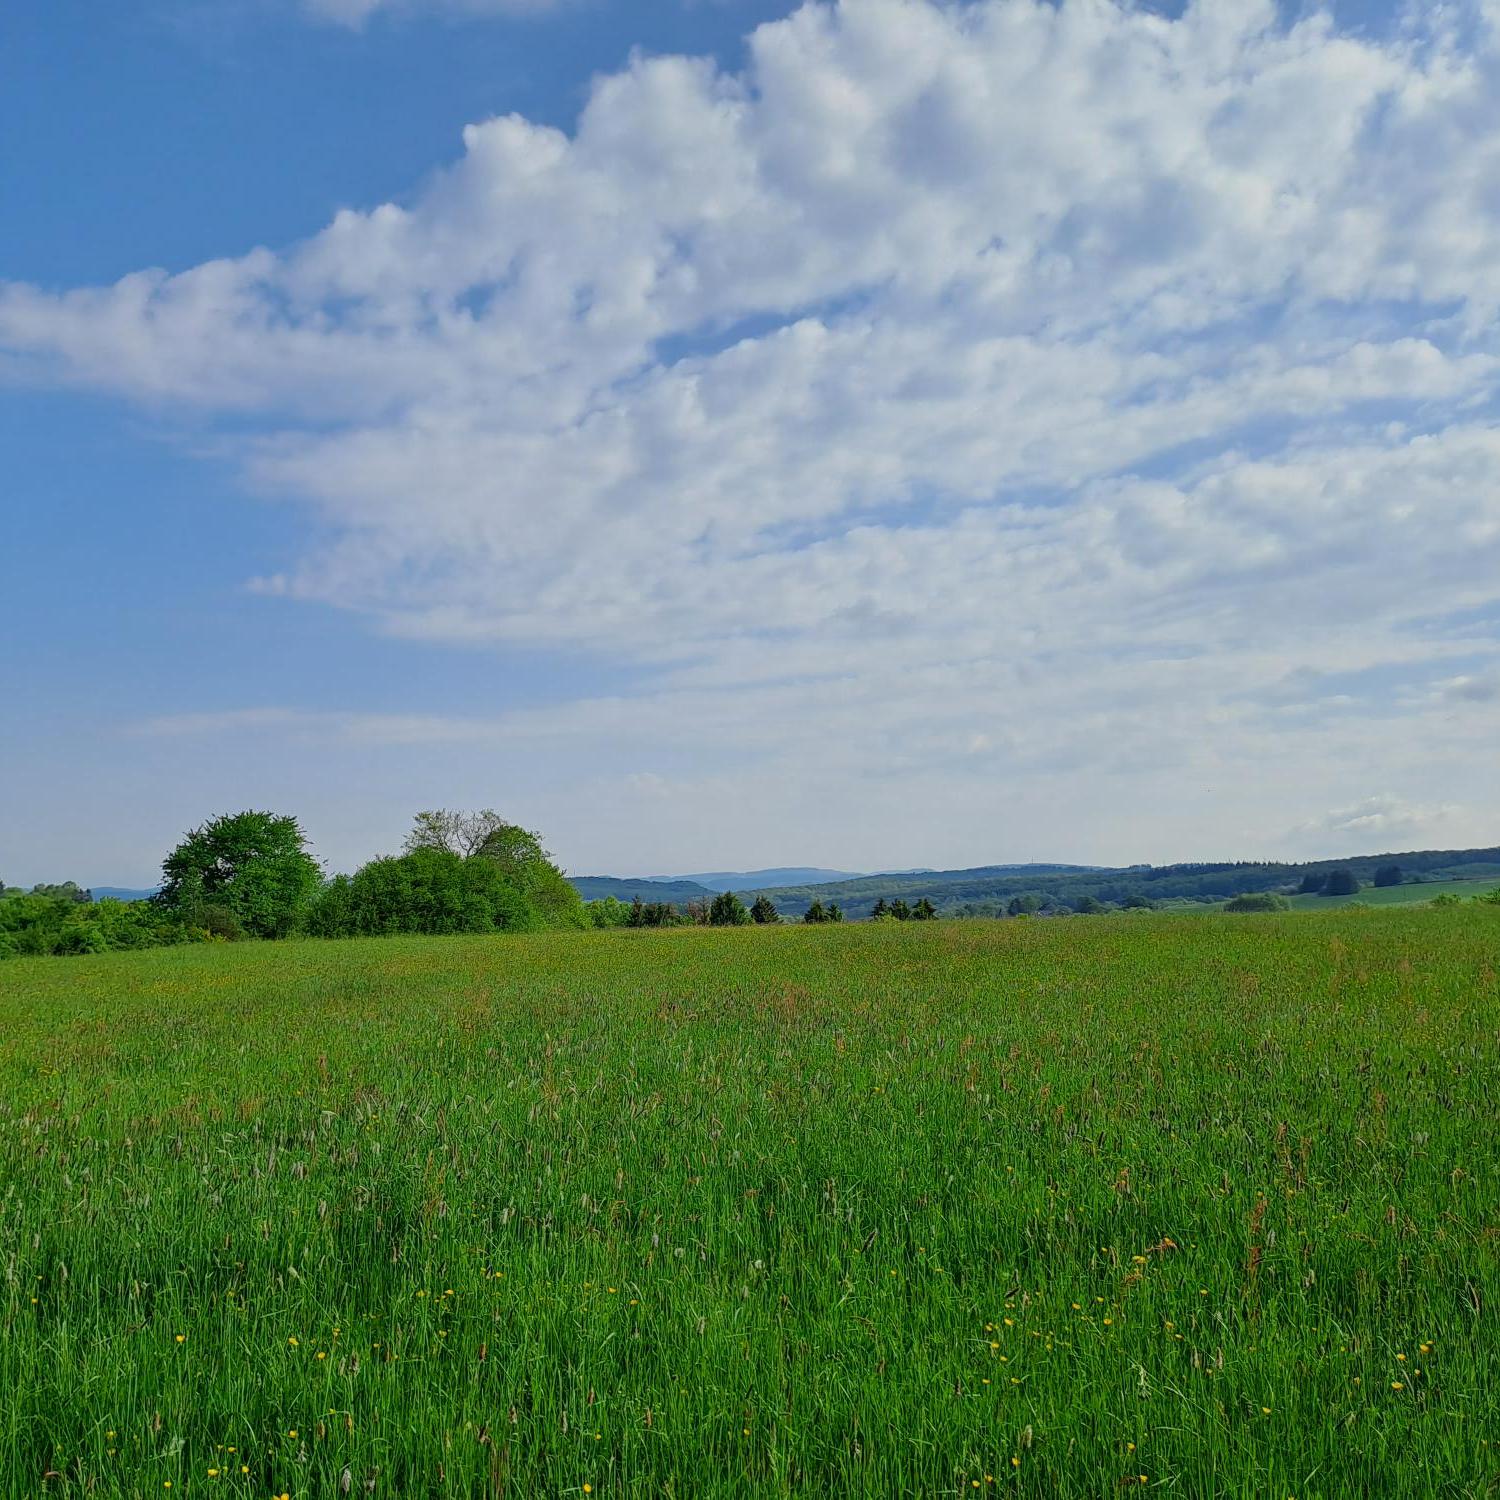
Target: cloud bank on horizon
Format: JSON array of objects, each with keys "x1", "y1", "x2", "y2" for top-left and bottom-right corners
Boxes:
[{"x1": 6, "y1": 0, "x2": 1500, "y2": 868}]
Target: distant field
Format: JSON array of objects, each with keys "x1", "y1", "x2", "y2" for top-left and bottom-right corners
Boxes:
[
  {"x1": 1284, "y1": 878, "x2": 1500, "y2": 910},
  {"x1": 2, "y1": 913, "x2": 1498, "y2": 1496}
]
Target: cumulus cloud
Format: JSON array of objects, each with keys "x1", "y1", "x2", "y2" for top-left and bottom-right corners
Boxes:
[
  {"x1": 10, "y1": 0, "x2": 1500, "y2": 859},
  {"x1": 1286, "y1": 796, "x2": 1469, "y2": 852}
]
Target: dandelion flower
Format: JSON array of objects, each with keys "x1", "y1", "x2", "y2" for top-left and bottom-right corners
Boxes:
[
  {"x1": 1391, "y1": 1382, "x2": 1404, "y2": 1391},
  {"x1": 175, "y1": 1335, "x2": 186, "y2": 1344}
]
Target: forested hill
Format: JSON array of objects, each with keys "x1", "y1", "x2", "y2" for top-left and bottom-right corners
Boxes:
[
  {"x1": 740, "y1": 847, "x2": 1500, "y2": 920},
  {"x1": 570, "y1": 876, "x2": 717, "y2": 904},
  {"x1": 566, "y1": 864, "x2": 1096, "y2": 910}
]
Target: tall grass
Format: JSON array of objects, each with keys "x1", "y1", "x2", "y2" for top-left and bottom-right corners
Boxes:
[{"x1": 1, "y1": 910, "x2": 1496, "y2": 1496}]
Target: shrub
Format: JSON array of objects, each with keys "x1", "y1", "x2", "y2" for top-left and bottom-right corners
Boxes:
[
  {"x1": 1224, "y1": 893, "x2": 1290, "y2": 913},
  {"x1": 307, "y1": 848, "x2": 541, "y2": 938}
]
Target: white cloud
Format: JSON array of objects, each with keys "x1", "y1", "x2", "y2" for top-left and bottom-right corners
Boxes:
[
  {"x1": 10, "y1": 0, "x2": 1500, "y2": 864},
  {"x1": 1286, "y1": 795, "x2": 1469, "y2": 853}
]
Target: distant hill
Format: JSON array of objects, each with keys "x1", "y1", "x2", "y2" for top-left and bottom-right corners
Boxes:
[
  {"x1": 747, "y1": 848, "x2": 1500, "y2": 919},
  {"x1": 569, "y1": 876, "x2": 717, "y2": 904},
  {"x1": 653, "y1": 867, "x2": 869, "y2": 891},
  {"x1": 92, "y1": 887, "x2": 156, "y2": 903}
]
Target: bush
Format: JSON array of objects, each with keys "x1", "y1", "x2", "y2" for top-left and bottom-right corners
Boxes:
[
  {"x1": 587, "y1": 897, "x2": 632, "y2": 929},
  {"x1": 1373, "y1": 864, "x2": 1404, "y2": 888},
  {"x1": 1225, "y1": 893, "x2": 1290, "y2": 913},
  {"x1": 306, "y1": 848, "x2": 541, "y2": 938},
  {"x1": 0, "y1": 892, "x2": 198, "y2": 959},
  {"x1": 1321, "y1": 869, "x2": 1360, "y2": 897}
]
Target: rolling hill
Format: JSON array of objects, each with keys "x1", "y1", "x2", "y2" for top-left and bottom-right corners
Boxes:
[{"x1": 722, "y1": 848, "x2": 1500, "y2": 919}]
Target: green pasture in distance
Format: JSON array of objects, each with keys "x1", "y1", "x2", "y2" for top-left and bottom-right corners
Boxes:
[
  {"x1": 1282, "y1": 878, "x2": 1500, "y2": 910},
  {"x1": 1, "y1": 911, "x2": 1497, "y2": 1497}
]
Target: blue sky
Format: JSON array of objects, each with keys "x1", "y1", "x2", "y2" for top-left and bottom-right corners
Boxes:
[{"x1": 4, "y1": 0, "x2": 1499, "y2": 886}]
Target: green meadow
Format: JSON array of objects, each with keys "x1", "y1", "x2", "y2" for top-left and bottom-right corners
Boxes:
[
  {"x1": 2, "y1": 911, "x2": 1497, "y2": 1498},
  {"x1": 1282, "y1": 879, "x2": 1500, "y2": 911}
]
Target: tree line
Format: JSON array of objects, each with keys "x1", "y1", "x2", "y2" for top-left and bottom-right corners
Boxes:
[
  {"x1": 2, "y1": 808, "x2": 591, "y2": 959},
  {"x1": 1, "y1": 808, "x2": 889, "y2": 959},
  {"x1": 584, "y1": 890, "x2": 851, "y2": 927}
]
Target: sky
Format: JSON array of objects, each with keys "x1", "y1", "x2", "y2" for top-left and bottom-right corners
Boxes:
[{"x1": 3, "y1": 0, "x2": 1500, "y2": 887}]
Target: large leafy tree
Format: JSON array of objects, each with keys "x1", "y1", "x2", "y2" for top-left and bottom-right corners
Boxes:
[{"x1": 158, "y1": 811, "x2": 322, "y2": 939}]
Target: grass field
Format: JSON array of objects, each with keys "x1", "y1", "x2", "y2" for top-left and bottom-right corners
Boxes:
[
  {"x1": 2, "y1": 912, "x2": 1498, "y2": 1497},
  {"x1": 1283, "y1": 880, "x2": 1500, "y2": 911}
]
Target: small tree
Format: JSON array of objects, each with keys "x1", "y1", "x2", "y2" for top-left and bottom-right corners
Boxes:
[
  {"x1": 1322, "y1": 869, "x2": 1360, "y2": 897},
  {"x1": 750, "y1": 894, "x2": 780, "y2": 925},
  {"x1": 826, "y1": 903, "x2": 845, "y2": 923},
  {"x1": 803, "y1": 898, "x2": 827, "y2": 924},
  {"x1": 912, "y1": 898, "x2": 938, "y2": 920},
  {"x1": 870, "y1": 898, "x2": 889, "y2": 920},
  {"x1": 403, "y1": 809, "x2": 511, "y2": 859},
  {"x1": 889, "y1": 898, "x2": 912, "y2": 921},
  {"x1": 1298, "y1": 872, "x2": 1327, "y2": 895},
  {"x1": 1373, "y1": 864, "x2": 1404, "y2": 888},
  {"x1": 709, "y1": 890, "x2": 750, "y2": 926}
]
